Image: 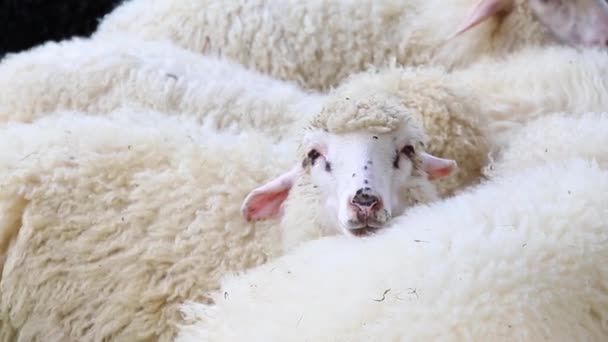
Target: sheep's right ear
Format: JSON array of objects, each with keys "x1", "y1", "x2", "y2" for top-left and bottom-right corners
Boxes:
[
  {"x1": 241, "y1": 166, "x2": 301, "y2": 221},
  {"x1": 449, "y1": 0, "x2": 513, "y2": 39}
]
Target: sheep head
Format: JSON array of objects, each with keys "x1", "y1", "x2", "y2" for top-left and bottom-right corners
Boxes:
[
  {"x1": 452, "y1": 0, "x2": 608, "y2": 47},
  {"x1": 241, "y1": 95, "x2": 456, "y2": 237}
]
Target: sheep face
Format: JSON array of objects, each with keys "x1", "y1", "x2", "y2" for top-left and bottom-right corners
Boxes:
[
  {"x1": 296, "y1": 128, "x2": 456, "y2": 237},
  {"x1": 241, "y1": 96, "x2": 456, "y2": 237},
  {"x1": 453, "y1": 0, "x2": 608, "y2": 47}
]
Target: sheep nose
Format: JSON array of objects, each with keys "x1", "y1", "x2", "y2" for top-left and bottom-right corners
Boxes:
[{"x1": 350, "y1": 188, "x2": 382, "y2": 218}]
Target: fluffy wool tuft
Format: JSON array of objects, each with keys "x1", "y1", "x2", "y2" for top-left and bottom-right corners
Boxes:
[
  {"x1": 176, "y1": 159, "x2": 608, "y2": 341},
  {"x1": 0, "y1": 110, "x2": 293, "y2": 341},
  {"x1": 94, "y1": 0, "x2": 555, "y2": 90},
  {"x1": 333, "y1": 65, "x2": 490, "y2": 197},
  {"x1": 0, "y1": 36, "x2": 322, "y2": 140},
  {"x1": 309, "y1": 95, "x2": 405, "y2": 134},
  {"x1": 0, "y1": 100, "x2": 448, "y2": 340},
  {"x1": 484, "y1": 112, "x2": 608, "y2": 178}
]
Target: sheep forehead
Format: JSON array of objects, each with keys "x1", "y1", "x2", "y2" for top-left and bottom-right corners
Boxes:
[
  {"x1": 299, "y1": 113, "x2": 426, "y2": 159},
  {"x1": 309, "y1": 95, "x2": 413, "y2": 135}
]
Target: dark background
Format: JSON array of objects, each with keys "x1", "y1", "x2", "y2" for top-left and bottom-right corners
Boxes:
[{"x1": 0, "y1": 0, "x2": 125, "y2": 58}]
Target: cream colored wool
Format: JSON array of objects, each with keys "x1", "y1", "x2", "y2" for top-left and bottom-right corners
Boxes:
[
  {"x1": 177, "y1": 159, "x2": 608, "y2": 342},
  {"x1": 279, "y1": 94, "x2": 441, "y2": 251},
  {"x1": 0, "y1": 35, "x2": 480, "y2": 196},
  {"x1": 0, "y1": 36, "x2": 322, "y2": 139},
  {"x1": 0, "y1": 110, "x2": 292, "y2": 342},
  {"x1": 3, "y1": 43, "x2": 604, "y2": 198},
  {"x1": 484, "y1": 112, "x2": 608, "y2": 178},
  {"x1": 94, "y1": 0, "x2": 554, "y2": 90},
  {"x1": 449, "y1": 45, "x2": 608, "y2": 148},
  {"x1": 332, "y1": 45, "x2": 608, "y2": 194},
  {"x1": 333, "y1": 66, "x2": 489, "y2": 197},
  {"x1": 0, "y1": 98, "x2": 444, "y2": 341}
]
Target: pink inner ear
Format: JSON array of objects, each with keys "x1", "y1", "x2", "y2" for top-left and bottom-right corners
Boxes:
[
  {"x1": 450, "y1": 0, "x2": 512, "y2": 38},
  {"x1": 420, "y1": 152, "x2": 457, "y2": 180},
  {"x1": 427, "y1": 166, "x2": 454, "y2": 180},
  {"x1": 243, "y1": 189, "x2": 291, "y2": 221},
  {"x1": 241, "y1": 166, "x2": 300, "y2": 222}
]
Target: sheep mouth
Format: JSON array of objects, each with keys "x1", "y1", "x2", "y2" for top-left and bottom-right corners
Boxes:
[{"x1": 349, "y1": 225, "x2": 383, "y2": 237}]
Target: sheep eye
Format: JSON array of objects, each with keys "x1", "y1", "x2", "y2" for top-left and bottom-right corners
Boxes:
[
  {"x1": 401, "y1": 145, "x2": 415, "y2": 158},
  {"x1": 325, "y1": 161, "x2": 332, "y2": 172},
  {"x1": 393, "y1": 151, "x2": 400, "y2": 169},
  {"x1": 307, "y1": 149, "x2": 321, "y2": 165}
]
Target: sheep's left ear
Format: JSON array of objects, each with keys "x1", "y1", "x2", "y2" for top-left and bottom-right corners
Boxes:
[
  {"x1": 241, "y1": 166, "x2": 301, "y2": 221},
  {"x1": 449, "y1": 0, "x2": 513, "y2": 38},
  {"x1": 420, "y1": 152, "x2": 457, "y2": 180}
]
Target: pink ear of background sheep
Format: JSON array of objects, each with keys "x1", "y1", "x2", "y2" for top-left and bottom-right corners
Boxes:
[{"x1": 452, "y1": 0, "x2": 608, "y2": 47}]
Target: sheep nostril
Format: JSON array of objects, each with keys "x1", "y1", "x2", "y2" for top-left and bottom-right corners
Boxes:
[{"x1": 350, "y1": 191, "x2": 382, "y2": 215}]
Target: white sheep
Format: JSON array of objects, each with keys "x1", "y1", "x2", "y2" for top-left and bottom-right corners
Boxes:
[
  {"x1": 448, "y1": 45, "x2": 608, "y2": 148},
  {"x1": 483, "y1": 112, "x2": 608, "y2": 178},
  {"x1": 0, "y1": 96, "x2": 456, "y2": 341},
  {"x1": 176, "y1": 158, "x2": 608, "y2": 342},
  {"x1": 0, "y1": 109, "x2": 292, "y2": 342},
  {"x1": 0, "y1": 35, "x2": 323, "y2": 140},
  {"x1": 4, "y1": 40, "x2": 606, "y2": 198},
  {"x1": 335, "y1": 44, "x2": 608, "y2": 167},
  {"x1": 94, "y1": 0, "x2": 608, "y2": 90},
  {"x1": 0, "y1": 34, "x2": 488, "y2": 197}
]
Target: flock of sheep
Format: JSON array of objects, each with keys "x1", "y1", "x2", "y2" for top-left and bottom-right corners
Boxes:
[{"x1": 1, "y1": 0, "x2": 608, "y2": 341}]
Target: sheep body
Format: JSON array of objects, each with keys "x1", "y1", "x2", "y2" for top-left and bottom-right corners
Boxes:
[
  {"x1": 176, "y1": 158, "x2": 608, "y2": 342},
  {"x1": 0, "y1": 97, "x2": 444, "y2": 340},
  {"x1": 333, "y1": 45, "x2": 608, "y2": 191},
  {"x1": 0, "y1": 35, "x2": 486, "y2": 196},
  {"x1": 449, "y1": 46, "x2": 608, "y2": 147},
  {"x1": 5, "y1": 42, "x2": 605, "y2": 198},
  {"x1": 484, "y1": 112, "x2": 608, "y2": 178},
  {"x1": 0, "y1": 110, "x2": 292, "y2": 342},
  {"x1": 0, "y1": 36, "x2": 322, "y2": 140},
  {"x1": 94, "y1": 0, "x2": 551, "y2": 90}
]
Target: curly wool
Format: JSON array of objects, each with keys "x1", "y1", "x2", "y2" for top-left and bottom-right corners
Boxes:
[
  {"x1": 0, "y1": 36, "x2": 322, "y2": 140},
  {"x1": 94, "y1": 0, "x2": 549, "y2": 90},
  {"x1": 326, "y1": 45, "x2": 608, "y2": 196},
  {"x1": 176, "y1": 158, "x2": 608, "y2": 342},
  {"x1": 282, "y1": 95, "x2": 438, "y2": 251},
  {"x1": 0, "y1": 103, "x2": 443, "y2": 341},
  {"x1": 333, "y1": 66, "x2": 490, "y2": 197},
  {"x1": 484, "y1": 112, "x2": 608, "y2": 179},
  {"x1": 449, "y1": 45, "x2": 608, "y2": 148},
  {"x1": 0, "y1": 110, "x2": 294, "y2": 342},
  {"x1": 309, "y1": 94, "x2": 417, "y2": 135}
]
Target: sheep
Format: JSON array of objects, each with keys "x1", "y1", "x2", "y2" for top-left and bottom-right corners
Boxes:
[
  {"x1": 0, "y1": 35, "x2": 323, "y2": 141},
  {"x1": 311, "y1": 44, "x2": 608, "y2": 197},
  {"x1": 0, "y1": 0, "x2": 125, "y2": 57},
  {"x1": 447, "y1": 46, "x2": 608, "y2": 148},
  {"x1": 94, "y1": 0, "x2": 608, "y2": 90},
  {"x1": 0, "y1": 34, "x2": 487, "y2": 197},
  {"x1": 336, "y1": 44, "x2": 608, "y2": 163},
  {"x1": 483, "y1": 112, "x2": 608, "y2": 179},
  {"x1": 0, "y1": 109, "x2": 293, "y2": 342},
  {"x1": 0, "y1": 96, "x2": 457, "y2": 341},
  {"x1": 176, "y1": 158, "x2": 608, "y2": 342},
  {"x1": 8, "y1": 41, "x2": 606, "y2": 199},
  {"x1": 4, "y1": 40, "x2": 606, "y2": 198}
]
